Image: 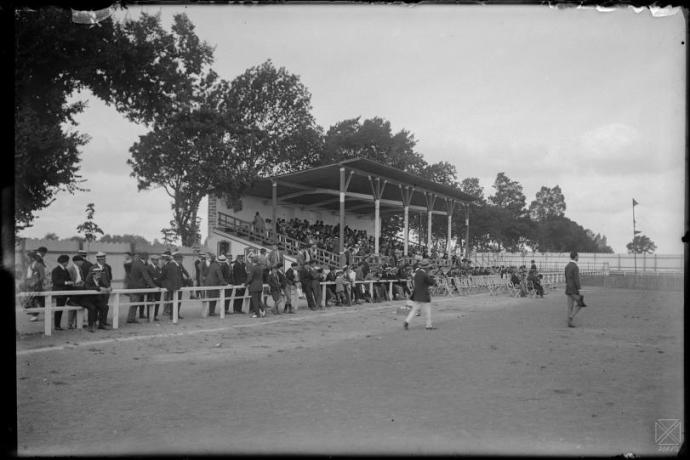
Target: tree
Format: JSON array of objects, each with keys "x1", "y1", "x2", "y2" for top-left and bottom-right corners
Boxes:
[
  {"x1": 489, "y1": 172, "x2": 527, "y2": 217},
  {"x1": 43, "y1": 233, "x2": 60, "y2": 241},
  {"x1": 219, "y1": 60, "x2": 324, "y2": 181},
  {"x1": 626, "y1": 234, "x2": 657, "y2": 254},
  {"x1": 99, "y1": 234, "x2": 152, "y2": 246},
  {"x1": 459, "y1": 178, "x2": 486, "y2": 204},
  {"x1": 529, "y1": 185, "x2": 566, "y2": 221},
  {"x1": 76, "y1": 203, "x2": 104, "y2": 250},
  {"x1": 14, "y1": 8, "x2": 215, "y2": 231}
]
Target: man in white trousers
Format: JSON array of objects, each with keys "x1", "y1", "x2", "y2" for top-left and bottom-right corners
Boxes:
[{"x1": 404, "y1": 259, "x2": 437, "y2": 330}]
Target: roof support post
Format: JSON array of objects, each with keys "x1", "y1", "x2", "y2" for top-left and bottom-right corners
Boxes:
[
  {"x1": 465, "y1": 204, "x2": 470, "y2": 259},
  {"x1": 446, "y1": 199, "x2": 455, "y2": 258},
  {"x1": 425, "y1": 192, "x2": 437, "y2": 252},
  {"x1": 399, "y1": 185, "x2": 414, "y2": 257},
  {"x1": 339, "y1": 167, "x2": 346, "y2": 257},
  {"x1": 272, "y1": 181, "x2": 278, "y2": 243},
  {"x1": 368, "y1": 176, "x2": 387, "y2": 256}
]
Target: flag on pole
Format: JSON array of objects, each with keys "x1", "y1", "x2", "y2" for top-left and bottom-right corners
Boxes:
[{"x1": 632, "y1": 198, "x2": 639, "y2": 206}]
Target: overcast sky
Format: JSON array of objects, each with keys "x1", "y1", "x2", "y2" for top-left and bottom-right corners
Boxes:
[{"x1": 20, "y1": 4, "x2": 686, "y2": 254}]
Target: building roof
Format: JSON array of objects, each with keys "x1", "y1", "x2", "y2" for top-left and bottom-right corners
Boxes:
[{"x1": 243, "y1": 158, "x2": 478, "y2": 216}]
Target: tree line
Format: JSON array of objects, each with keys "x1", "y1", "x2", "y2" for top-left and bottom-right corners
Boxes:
[{"x1": 17, "y1": 7, "x2": 652, "y2": 254}]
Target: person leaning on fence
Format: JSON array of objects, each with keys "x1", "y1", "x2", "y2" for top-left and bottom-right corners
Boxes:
[
  {"x1": 128, "y1": 251, "x2": 156, "y2": 324},
  {"x1": 284, "y1": 262, "x2": 298, "y2": 313},
  {"x1": 82, "y1": 266, "x2": 112, "y2": 332},
  {"x1": 403, "y1": 258, "x2": 437, "y2": 331},
  {"x1": 565, "y1": 251, "x2": 587, "y2": 328},
  {"x1": 51, "y1": 254, "x2": 74, "y2": 330}
]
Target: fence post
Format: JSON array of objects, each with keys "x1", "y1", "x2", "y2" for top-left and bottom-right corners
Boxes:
[
  {"x1": 112, "y1": 292, "x2": 120, "y2": 329},
  {"x1": 44, "y1": 294, "x2": 53, "y2": 336},
  {"x1": 220, "y1": 287, "x2": 226, "y2": 319},
  {"x1": 388, "y1": 281, "x2": 393, "y2": 300},
  {"x1": 172, "y1": 290, "x2": 179, "y2": 324}
]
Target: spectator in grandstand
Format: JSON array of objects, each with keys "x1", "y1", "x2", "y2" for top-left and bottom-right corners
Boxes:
[
  {"x1": 284, "y1": 262, "x2": 298, "y2": 313},
  {"x1": 128, "y1": 251, "x2": 156, "y2": 324},
  {"x1": 204, "y1": 253, "x2": 226, "y2": 317},
  {"x1": 253, "y1": 211, "x2": 266, "y2": 238},
  {"x1": 82, "y1": 266, "x2": 112, "y2": 332},
  {"x1": 146, "y1": 254, "x2": 163, "y2": 321},
  {"x1": 403, "y1": 258, "x2": 437, "y2": 331},
  {"x1": 565, "y1": 250, "x2": 587, "y2": 328},
  {"x1": 51, "y1": 254, "x2": 74, "y2": 330},
  {"x1": 246, "y1": 255, "x2": 266, "y2": 318},
  {"x1": 232, "y1": 255, "x2": 247, "y2": 314}
]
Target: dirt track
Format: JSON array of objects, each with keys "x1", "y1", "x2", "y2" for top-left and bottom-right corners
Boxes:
[{"x1": 15, "y1": 286, "x2": 683, "y2": 456}]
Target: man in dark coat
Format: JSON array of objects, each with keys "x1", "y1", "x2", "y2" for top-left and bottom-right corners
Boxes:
[
  {"x1": 220, "y1": 253, "x2": 235, "y2": 314},
  {"x1": 403, "y1": 259, "x2": 437, "y2": 330},
  {"x1": 128, "y1": 251, "x2": 156, "y2": 323},
  {"x1": 160, "y1": 252, "x2": 183, "y2": 319},
  {"x1": 146, "y1": 254, "x2": 163, "y2": 320},
  {"x1": 51, "y1": 254, "x2": 74, "y2": 330},
  {"x1": 245, "y1": 256, "x2": 266, "y2": 318},
  {"x1": 232, "y1": 255, "x2": 247, "y2": 313},
  {"x1": 204, "y1": 254, "x2": 227, "y2": 316},
  {"x1": 565, "y1": 250, "x2": 587, "y2": 328},
  {"x1": 299, "y1": 261, "x2": 315, "y2": 310},
  {"x1": 93, "y1": 252, "x2": 112, "y2": 326},
  {"x1": 82, "y1": 266, "x2": 112, "y2": 332}
]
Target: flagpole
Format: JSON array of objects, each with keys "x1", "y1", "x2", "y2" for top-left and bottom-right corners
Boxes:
[{"x1": 632, "y1": 199, "x2": 637, "y2": 274}]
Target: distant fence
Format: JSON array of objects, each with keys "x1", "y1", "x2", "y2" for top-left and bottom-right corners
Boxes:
[
  {"x1": 472, "y1": 252, "x2": 683, "y2": 274},
  {"x1": 600, "y1": 271, "x2": 684, "y2": 291},
  {"x1": 14, "y1": 238, "x2": 203, "y2": 289}
]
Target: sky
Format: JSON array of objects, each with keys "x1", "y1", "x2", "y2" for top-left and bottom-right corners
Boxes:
[{"x1": 19, "y1": 4, "x2": 686, "y2": 254}]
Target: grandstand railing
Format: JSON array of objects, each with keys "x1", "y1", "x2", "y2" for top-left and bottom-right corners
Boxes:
[{"x1": 215, "y1": 211, "x2": 341, "y2": 266}]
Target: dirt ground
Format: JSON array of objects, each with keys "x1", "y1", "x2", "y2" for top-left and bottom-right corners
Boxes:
[{"x1": 15, "y1": 285, "x2": 684, "y2": 456}]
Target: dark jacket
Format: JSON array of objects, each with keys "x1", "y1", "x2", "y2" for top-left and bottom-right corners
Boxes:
[
  {"x1": 246, "y1": 265, "x2": 265, "y2": 293},
  {"x1": 564, "y1": 261, "x2": 581, "y2": 295},
  {"x1": 233, "y1": 261, "x2": 247, "y2": 284},
  {"x1": 129, "y1": 258, "x2": 155, "y2": 289},
  {"x1": 146, "y1": 262, "x2": 162, "y2": 287},
  {"x1": 160, "y1": 260, "x2": 183, "y2": 292},
  {"x1": 204, "y1": 261, "x2": 227, "y2": 286},
  {"x1": 221, "y1": 262, "x2": 234, "y2": 286},
  {"x1": 411, "y1": 268, "x2": 435, "y2": 303}
]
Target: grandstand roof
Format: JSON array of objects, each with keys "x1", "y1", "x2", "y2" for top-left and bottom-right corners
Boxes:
[{"x1": 245, "y1": 158, "x2": 478, "y2": 216}]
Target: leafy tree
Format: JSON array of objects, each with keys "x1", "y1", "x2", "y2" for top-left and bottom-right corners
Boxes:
[
  {"x1": 626, "y1": 234, "x2": 657, "y2": 254},
  {"x1": 529, "y1": 185, "x2": 566, "y2": 221},
  {"x1": 14, "y1": 7, "x2": 215, "y2": 231},
  {"x1": 488, "y1": 172, "x2": 527, "y2": 217},
  {"x1": 219, "y1": 60, "x2": 324, "y2": 183},
  {"x1": 459, "y1": 178, "x2": 486, "y2": 204},
  {"x1": 43, "y1": 233, "x2": 60, "y2": 241},
  {"x1": 76, "y1": 203, "x2": 104, "y2": 250}
]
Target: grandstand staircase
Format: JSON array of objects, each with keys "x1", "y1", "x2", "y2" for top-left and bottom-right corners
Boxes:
[{"x1": 214, "y1": 211, "x2": 342, "y2": 266}]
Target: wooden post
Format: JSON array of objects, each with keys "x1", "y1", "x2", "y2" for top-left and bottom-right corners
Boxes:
[
  {"x1": 158, "y1": 289, "x2": 164, "y2": 320},
  {"x1": 339, "y1": 167, "x2": 345, "y2": 258},
  {"x1": 44, "y1": 294, "x2": 52, "y2": 336},
  {"x1": 403, "y1": 205, "x2": 409, "y2": 257},
  {"x1": 113, "y1": 292, "x2": 120, "y2": 330},
  {"x1": 388, "y1": 280, "x2": 393, "y2": 300},
  {"x1": 465, "y1": 204, "x2": 470, "y2": 259},
  {"x1": 220, "y1": 288, "x2": 226, "y2": 319},
  {"x1": 321, "y1": 283, "x2": 327, "y2": 309},
  {"x1": 272, "y1": 180, "x2": 277, "y2": 243},
  {"x1": 172, "y1": 290, "x2": 179, "y2": 324}
]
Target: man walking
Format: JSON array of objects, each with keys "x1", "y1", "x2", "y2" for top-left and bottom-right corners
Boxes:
[
  {"x1": 403, "y1": 259, "x2": 437, "y2": 331},
  {"x1": 565, "y1": 250, "x2": 587, "y2": 328}
]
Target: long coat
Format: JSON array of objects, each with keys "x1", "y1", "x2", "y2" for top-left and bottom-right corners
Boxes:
[
  {"x1": 129, "y1": 258, "x2": 155, "y2": 289},
  {"x1": 411, "y1": 267, "x2": 436, "y2": 303},
  {"x1": 204, "y1": 261, "x2": 227, "y2": 286},
  {"x1": 160, "y1": 260, "x2": 183, "y2": 292},
  {"x1": 564, "y1": 261, "x2": 581, "y2": 295},
  {"x1": 246, "y1": 265, "x2": 265, "y2": 293},
  {"x1": 233, "y1": 261, "x2": 247, "y2": 284}
]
